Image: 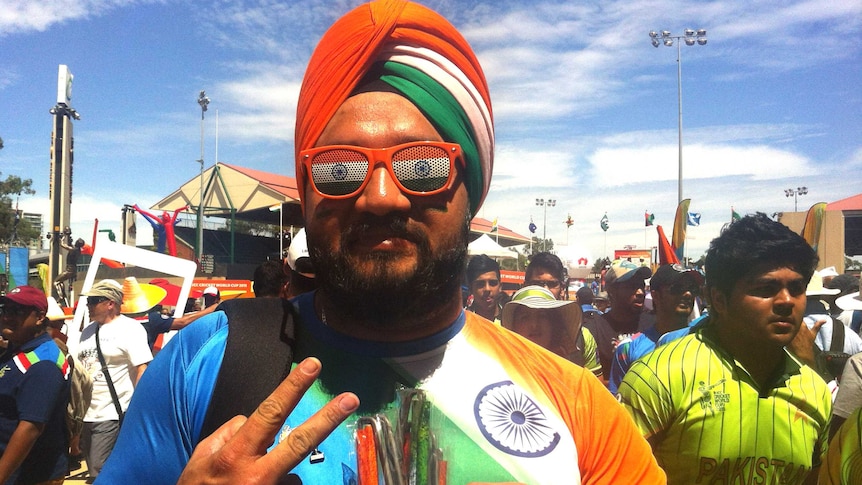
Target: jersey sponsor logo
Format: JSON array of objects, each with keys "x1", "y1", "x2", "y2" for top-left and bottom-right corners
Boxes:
[
  {"x1": 474, "y1": 380, "x2": 561, "y2": 457},
  {"x1": 696, "y1": 456, "x2": 810, "y2": 484},
  {"x1": 697, "y1": 379, "x2": 729, "y2": 412}
]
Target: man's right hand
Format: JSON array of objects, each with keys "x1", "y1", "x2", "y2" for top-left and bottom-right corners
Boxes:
[{"x1": 178, "y1": 358, "x2": 359, "y2": 484}]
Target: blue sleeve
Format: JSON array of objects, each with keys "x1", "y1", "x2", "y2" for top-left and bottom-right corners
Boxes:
[
  {"x1": 18, "y1": 361, "x2": 65, "y2": 424},
  {"x1": 97, "y1": 312, "x2": 229, "y2": 485},
  {"x1": 608, "y1": 341, "x2": 630, "y2": 394}
]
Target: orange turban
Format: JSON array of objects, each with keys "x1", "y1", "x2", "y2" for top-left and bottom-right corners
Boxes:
[{"x1": 295, "y1": 0, "x2": 494, "y2": 214}]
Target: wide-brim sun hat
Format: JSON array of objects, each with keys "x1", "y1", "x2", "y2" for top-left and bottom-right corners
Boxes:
[
  {"x1": 501, "y1": 285, "x2": 582, "y2": 355},
  {"x1": 120, "y1": 277, "x2": 168, "y2": 315},
  {"x1": 836, "y1": 276, "x2": 862, "y2": 311},
  {"x1": 806, "y1": 272, "x2": 840, "y2": 297}
]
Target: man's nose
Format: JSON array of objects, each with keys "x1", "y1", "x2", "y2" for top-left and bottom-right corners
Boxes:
[{"x1": 354, "y1": 163, "x2": 411, "y2": 216}]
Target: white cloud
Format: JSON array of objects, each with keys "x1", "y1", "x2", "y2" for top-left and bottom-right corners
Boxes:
[{"x1": 0, "y1": 0, "x2": 159, "y2": 35}]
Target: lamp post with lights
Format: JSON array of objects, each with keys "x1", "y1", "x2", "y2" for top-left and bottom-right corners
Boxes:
[
  {"x1": 196, "y1": 91, "x2": 210, "y2": 261},
  {"x1": 535, "y1": 198, "x2": 556, "y2": 252},
  {"x1": 649, "y1": 29, "x2": 707, "y2": 204},
  {"x1": 785, "y1": 186, "x2": 808, "y2": 212}
]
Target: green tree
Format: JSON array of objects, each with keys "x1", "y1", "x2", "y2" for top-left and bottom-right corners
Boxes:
[
  {"x1": 0, "y1": 172, "x2": 39, "y2": 245},
  {"x1": 523, "y1": 236, "x2": 554, "y2": 256},
  {"x1": 591, "y1": 257, "x2": 611, "y2": 274},
  {"x1": 845, "y1": 256, "x2": 862, "y2": 271}
]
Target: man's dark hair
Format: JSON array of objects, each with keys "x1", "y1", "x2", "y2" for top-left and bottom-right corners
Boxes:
[
  {"x1": 827, "y1": 273, "x2": 859, "y2": 297},
  {"x1": 526, "y1": 252, "x2": 566, "y2": 282},
  {"x1": 466, "y1": 254, "x2": 500, "y2": 283},
  {"x1": 576, "y1": 286, "x2": 594, "y2": 305},
  {"x1": 253, "y1": 260, "x2": 288, "y2": 297},
  {"x1": 705, "y1": 212, "x2": 818, "y2": 296}
]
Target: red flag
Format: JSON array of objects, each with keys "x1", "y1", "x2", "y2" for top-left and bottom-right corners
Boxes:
[{"x1": 657, "y1": 225, "x2": 680, "y2": 265}]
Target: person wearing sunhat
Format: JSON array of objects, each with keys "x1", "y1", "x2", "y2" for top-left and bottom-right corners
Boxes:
[
  {"x1": 803, "y1": 272, "x2": 862, "y2": 358},
  {"x1": 502, "y1": 285, "x2": 583, "y2": 362},
  {"x1": 835, "y1": 274, "x2": 862, "y2": 332},
  {"x1": 585, "y1": 259, "x2": 652, "y2": 385},
  {"x1": 0, "y1": 286, "x2": 70, "y2": 484},
  {"x1": 76, "y1": 279, "x2": 152, "y2": 480}
]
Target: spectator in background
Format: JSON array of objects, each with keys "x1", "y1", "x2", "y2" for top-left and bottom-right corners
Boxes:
[
  {"x1": 285, "y1": 228, "x2": 316, "y2": 299},
  {"x1": 201, "y1": 286, "x2": 220, "y2": 308},
  {"x1": 576, "y1": 286, "x2": 597, "y2": 314},
  {"x1": 0, "y1": 286, "x2": 70, "y2": 484},
  {"x1": 594, "y1": 291, "x2": 610, "y2": 313},
  {"x1": 833, "y1": 274, "x2": 862, "y2": 333},
  {"x1": 830, "y1": 352, "x2": 862, "y2": 439},
  {"x1": 77, "y1": 280, "x2": 152, "y2": 480},
  {"x1": 608, "y1": 264, "x2": 703, "y2": 394},
  {"x1": 465, "y1": 254, "x2": 503, "y2": 323},
  {"x1": 584, "y1": 260, "x2": 651, "y2": 385},
  {"x1": 803, "y1": 271, "x2": 862, "y2": 357},
  {"x1": 619, "y1": 213, "x2": 831, "y2": 484},
  {"x1": 253, "y1": 260, "x2": 289, "y2": 298},
  {"x1": 502, "y1": 285, "x2": 584, "y2": 364},
  {"x1": 525, "y1": 253, "x2": 601, "y2": 377}
]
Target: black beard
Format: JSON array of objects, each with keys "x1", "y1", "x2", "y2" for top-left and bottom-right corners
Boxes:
[{"x1": 309, "y1": 213, "x2": 469, "y2": 329}]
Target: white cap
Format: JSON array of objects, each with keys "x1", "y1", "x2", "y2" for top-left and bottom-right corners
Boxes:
[
  {"x1": 203, "y1": 286, "x2": 220, "y2": 297},
  {"x1": 287, "y1": 228, "x2": 313, "y2": 276}
]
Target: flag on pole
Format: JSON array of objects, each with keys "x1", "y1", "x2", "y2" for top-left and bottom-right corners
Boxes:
[
  {"x1": 565, "y1": 214, "x2": 574, "y2": 227},
  {"x1": 687, "y1": 212, "x2": 701, "y2": 226},
  {"x1": 644, "y1": 212, "x2": 655, "y2": 227},
  {"x1": 801, "y1": 202, "x2": 827, "y2": 251},
  {"x1": 656, "y1": 225, "x2": 680, "y2": 265},
  {"x1": 490, "y1": 217, "x2": 498, "y2": 233},
  {"x1": 528, "y1": 219, "x2": 537, "y2": 234},
  {"x1": 600, "y1": 213, "x2": 609, "y2": 232},
  {"x1": 672, "y1": 199, "x2": 691, "y2": 261},
  {"x1": 731, "y1": 207, "x2": 742, "y2": 222}
]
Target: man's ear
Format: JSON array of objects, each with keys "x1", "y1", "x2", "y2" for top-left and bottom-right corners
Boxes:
[{"x1": 709, "y1": 286, "x2": 727, "y2": 317}]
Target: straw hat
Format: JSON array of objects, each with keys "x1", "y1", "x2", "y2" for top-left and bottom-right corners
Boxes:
[
  {"x1": 46, "y1": 297, "x2": 72, "y2": 322},
  {"x1": 120, "y1": 277, "x2": 167, "y2": 315}
]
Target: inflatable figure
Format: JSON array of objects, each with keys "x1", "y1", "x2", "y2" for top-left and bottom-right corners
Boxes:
[{"x1": 133, "y1": 204, "x2": 188, "y2": 256}]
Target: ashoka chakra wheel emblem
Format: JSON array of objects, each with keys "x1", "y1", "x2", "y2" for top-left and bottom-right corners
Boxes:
[{"x1": 474, "y1": 381, "x2": 560, "y2": 457}]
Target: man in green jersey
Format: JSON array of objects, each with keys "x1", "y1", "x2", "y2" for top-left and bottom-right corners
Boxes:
[{"x1": 619, "y1": 213, "x2": 832, "y2": 485}]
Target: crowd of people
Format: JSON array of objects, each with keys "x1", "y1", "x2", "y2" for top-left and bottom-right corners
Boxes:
[{"x1": 0, "y1": 0, "x2": 861, "y2": 483}]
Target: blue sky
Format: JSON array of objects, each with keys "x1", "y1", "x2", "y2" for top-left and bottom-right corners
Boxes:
[{"x1": 2, "y1": 0, "x2": 861, "y2": 266}]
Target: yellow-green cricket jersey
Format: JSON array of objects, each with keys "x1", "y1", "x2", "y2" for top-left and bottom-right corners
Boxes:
[
  {"x1": 820, "y1": 407, "x2": 862, "y2": 485},
  {"x1": 618, "y1": 322, "x2": 831, "y2": 485}
]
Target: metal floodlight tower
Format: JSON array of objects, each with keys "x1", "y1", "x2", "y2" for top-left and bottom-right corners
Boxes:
[
  {"x1": 535, "y1": 198, "x2": 556, "y2": 252},
  {"x1": 196, "y1": 90, "x2": 210, "y2": 261},
  {"x1": 648, "y1": 28, "x2": 708, "y2": 203},
  {"x1": 785, "y1": 186, "x2": 808, "y2": 212}
]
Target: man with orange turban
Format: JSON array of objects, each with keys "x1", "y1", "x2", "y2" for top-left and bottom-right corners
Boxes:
[{"x1": 99, "y1": 2, "x2": 664, "y2": 484}]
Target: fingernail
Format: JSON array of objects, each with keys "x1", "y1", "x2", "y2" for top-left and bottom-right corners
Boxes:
[
  {"x1": 299, "y1": 358, "x2": 320, "y2": 375},
  {"x1": 339, "y1": 393, "x2": 359, "y2": 413}
]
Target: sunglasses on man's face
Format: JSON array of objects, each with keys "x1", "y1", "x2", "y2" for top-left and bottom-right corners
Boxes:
[
  {"x1": 86, "y1": 296, "x2": 110, "y2": 306},
  {"x1": 301, "y1": 141, "x2": 463, "y2": 199}
]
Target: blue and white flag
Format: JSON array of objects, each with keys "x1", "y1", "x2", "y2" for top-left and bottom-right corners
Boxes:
[{"x1": 686, "y1": 212, "x2": 701, "y2": 226}]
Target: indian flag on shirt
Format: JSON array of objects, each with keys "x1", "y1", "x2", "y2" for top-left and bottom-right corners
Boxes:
[{"x1": 274, "y1": 331, "x2": 579, "y2": 484}]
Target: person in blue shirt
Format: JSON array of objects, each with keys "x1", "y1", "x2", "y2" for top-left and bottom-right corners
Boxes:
[
  {"x1": 609, "y1": 264, "x2": 703, "y2": 393},
  {"x1": 0, "y1": 286, "x2": 69, "y2": 484}
]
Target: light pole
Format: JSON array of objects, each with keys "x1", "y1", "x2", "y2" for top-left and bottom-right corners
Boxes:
[
  {"x1": 535, "y1": 198, "x2": 556, "y2": 252},
  {"x1": 785, "y1": 186, "x2": 808, "y2": 212},
  {"x1": 649, "y1": 28, "x2": 707, "y2": 204},
  {"x1": 196, "y1": 90, "x2": 210, "y2": 261}
]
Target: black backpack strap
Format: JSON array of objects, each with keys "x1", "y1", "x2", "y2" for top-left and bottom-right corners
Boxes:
[
  {"x1": 198, "y1": 298, "x2": 297, "y2": 442},
  {"x1": 831, "y1": 317, "x2": 845, "y2": 353}
]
